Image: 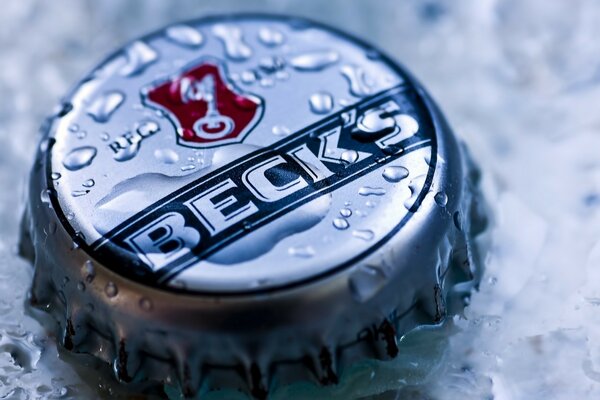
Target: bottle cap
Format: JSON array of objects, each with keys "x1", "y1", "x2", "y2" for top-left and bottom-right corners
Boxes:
[{"x1": 20, "y1": 14, "x2": 485, "y2": 397}]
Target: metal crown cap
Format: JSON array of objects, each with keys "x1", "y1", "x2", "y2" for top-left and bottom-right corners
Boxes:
[{"x1": 19, "y1": 14, "x2": 486, "y2": 398}]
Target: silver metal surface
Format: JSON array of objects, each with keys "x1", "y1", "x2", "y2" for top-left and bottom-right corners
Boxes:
[
  {"x1": 20, "y1": 14, "x2": 484, "y2": 397},
  {"x1": 46, "y1": 15, "x2": 421, "y2": 293}
]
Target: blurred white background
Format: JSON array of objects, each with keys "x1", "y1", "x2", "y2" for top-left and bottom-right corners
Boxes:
[{"x1": 2, "y1": 0, "x2": 600, "y2": 398}]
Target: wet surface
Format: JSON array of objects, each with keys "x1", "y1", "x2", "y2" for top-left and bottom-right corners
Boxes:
[{"x1": 1, "y1": 0, "x2": 600, "y2": 399}]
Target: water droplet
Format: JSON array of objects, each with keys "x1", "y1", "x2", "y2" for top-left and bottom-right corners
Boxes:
[
  {"x1": 404, "y1": 174, "x2": 427, "y2": 209},
  {"x1": 113, "y1": 142, "x2": 140, "y2": 162},
  {"x1": 272, "y1": 125, "x2": 291, "y2": 137},
  {"x1": 309, "y1": 91, "x2": 334, "y2": 114},
  {"x1": 83, "y1": 260, "x2": 95, "y2": 283},
  {"x1": 333, "y1": 217, "x2": 349, "y2": 230},
  {"x1": 259, "y1": 77, "x2": 275, "y2": 88},
  {"x1": 111, "y1": 124, "x2": 156, "y2": 163},
  {"x1": 380, "y1": 145, "x2": 399, "y2": 156},
  {"x1": 241, "y1": 70, "x2": 258, "y2": 84},
  {"x1": 51, "y1": 172, "x2": 61, "y2": 180},
  {"x1": 349, "y1": 265, "x2": 388, "y2": 302},
  {"x1": 258, "y1": 26, "x2": 285, "y2": 47},
  {"x1": 120, "y1": 41, "x2": 158, "y2": 77},
  {"x1": 166, "y1": 24, "x2": 204, "y2": 47},
  {"x1": 275, "y1": 70, "x2": 290, "y2": 81},
  {"x1": 382, "y1": 166, "x2": 409, "y2": 182},
  {"x1": 86, "y1": 91, "x2": 125, "y2": 123},
  {"x1": 434, "y1": 192, "x2": 448, "y2": 207},
  {"x1": 353, "y1": 108, "x2": 397, "y2": 141},
  {"x1": 82, "y1": 179, "x2": 95, "y2": 188},
  {"x1": 181, "y1": 164, "x2": 196, "y2": 171},
  {"x1": 105, "y1": 282, "x2": 118, "y2": 298},
  {"x1": 66, "y1": 212, "x2": 75, "y2": 221},
  {"x1": 365, "y1": 200, "x2": 377, "y2": 208},
  {"x1": 259, "y1": 56, "x2": 286, "y2": 74},
  {"x1": 62, "y1": 146, "x2": 97, "y2": 171},
  {"x1": 139, "y1": 297, "x2": 153, "y2": 311},
  {"x1": 288, "y1": 245, "x2": 316, "y2": 258},
  {"x1": 77, "y1": 282, "x2": 86, "y2": 291},
  {"x1": 100, "y1": 132, "x2": 110, "y2": 141},
  {"x1": 453, "y1": 211, "x2": 462, "y2": 231},
  {"x1": 137, "y1": 119, "x2": 160, "y2": 137},
  {"x1": 289, "y1": 50, "x2": 340, "y2": 71},
  {"x1": 76, "y1": 130, "x2": 87, "y2": 139},
  {"x1": 213, "y1": 24, "x2": 253, "y2": 61},
  {"x1": 341, "y1": 64, "x2": 374, "y2": 97},
  {"x1": 39, "y1": 139, "x2": 49, "y2": 153},
  {"x1": 40, "y1": 189, "x2": 53, "y2": 208},
  {"x1": 71, "y1": 189, "x2": 89, "y2": 197},
  {"x1": 352, "y1": 229, "x2": 374, "y2": 241},
  {"x1": 359, "y1": 186, "x2": 386, "y2": 196},
  {"x1": 339, "y1": 208, "x2": 352, "y2": 218},
  {"x1": 72, "y1": 231, "x2": 85, "y2": 250},
  {"x1": 154, "y1": 148, "x2": 179, "y2": 164},
  {"x1": 340, "y1": 150, "x2": 359, "y2": 164},
  {"x1": 56, "y1": 102, "x2": 73, "y2": 117}
]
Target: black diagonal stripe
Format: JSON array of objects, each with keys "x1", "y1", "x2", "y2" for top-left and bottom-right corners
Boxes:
[
  {"x1": 88, "y1": 83, "x2": 436, "y2": 286},
  {"x1": 92, "y1": 84, "x2": 407, "y2": 249}
]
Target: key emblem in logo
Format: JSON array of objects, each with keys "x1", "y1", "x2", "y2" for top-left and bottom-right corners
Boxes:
[{"x1": 142, "y1": 58, "x2": 264, "y2": 148}]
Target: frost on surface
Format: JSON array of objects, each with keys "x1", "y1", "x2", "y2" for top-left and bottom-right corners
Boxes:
[{"x1": 2, "y1": 0, "x2": 600, "y2": 398}]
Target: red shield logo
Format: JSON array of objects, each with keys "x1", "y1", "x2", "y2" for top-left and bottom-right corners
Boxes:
[{"x1": 142, "y1": 59, "x2": 263, "y2": 148}]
